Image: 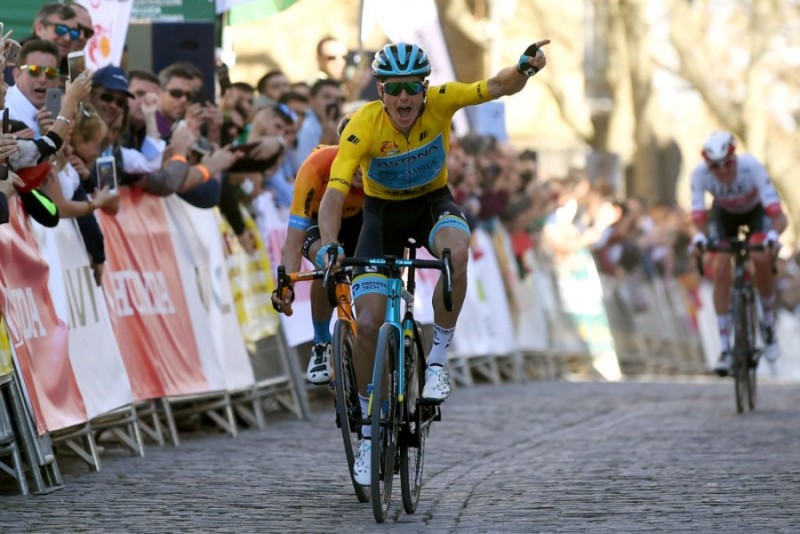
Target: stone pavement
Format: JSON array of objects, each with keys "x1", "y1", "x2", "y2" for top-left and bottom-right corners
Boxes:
[{"x1": 2, "y1": 377, "x2": 800, "y2": 532}]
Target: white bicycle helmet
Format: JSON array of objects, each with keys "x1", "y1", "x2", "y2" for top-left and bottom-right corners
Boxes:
[
  {"x1": 702, "y1": 131, "x2": 736, "y2": 163},
  {"x1": 371, "y1": 42, "x2": 431, "y2": 78}
]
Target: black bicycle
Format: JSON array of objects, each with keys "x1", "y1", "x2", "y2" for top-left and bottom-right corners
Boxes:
[{"x1": 700, "y1": 234, "x2": 773, "y2": 413}]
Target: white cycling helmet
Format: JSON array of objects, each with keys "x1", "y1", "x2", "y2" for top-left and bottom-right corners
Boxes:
[{"x1": 702, "y1": 131, "x2": 736, "y2": 164}]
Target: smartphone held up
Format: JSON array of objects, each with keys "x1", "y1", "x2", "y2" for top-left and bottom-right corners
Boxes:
[
  {"x1": 45, "y1": 88, "x2": 63, "y2": 118},
  {"x1": 68, "y1": 51, "x2": 86, "y2": 82},
  {"x1": 95, "y1": 155, "x2": 117, "y2": 192}
]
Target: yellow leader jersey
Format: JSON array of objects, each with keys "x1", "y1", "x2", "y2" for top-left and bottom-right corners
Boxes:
[
  {"x1": 287, "y1": 145, "x2": 364, "y2": 231},
  {"x1": 329, "y1": 80, "x2": 494, "y2": 200}
]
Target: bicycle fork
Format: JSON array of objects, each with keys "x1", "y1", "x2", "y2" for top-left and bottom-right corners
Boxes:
[{"x1": 367, "y1": 277, "x2": 406, "y2": 420}]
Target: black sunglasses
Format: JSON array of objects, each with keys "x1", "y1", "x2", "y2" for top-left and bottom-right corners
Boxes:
[
  {"x1": 381, "y1": 81, "x2": 425, "y2": 96},
  {"x1": 167, "y1": 88, "x2": 193, "y2": 100},
  {"x1": 78, "y1": 24, "x2": 95, "y2": 40},
  {"x1": 98, "y1": 92, "x2": 129, "y2": 108},
  {"x1": 42, "y1": 21, "x2": 81, "y2": 41},
  {"x1": 708, "y1": 158, "x2": 734, "y2": 170}
]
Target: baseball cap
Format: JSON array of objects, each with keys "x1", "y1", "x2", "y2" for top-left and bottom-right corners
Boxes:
[{"x1": 92, "y1": 65, "x2": 135, "y2": 98}]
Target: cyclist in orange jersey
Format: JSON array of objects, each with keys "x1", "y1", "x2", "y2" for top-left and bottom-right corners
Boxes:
[{"x1": 272, "y1": 115, "x2": 364, "y2": 384}]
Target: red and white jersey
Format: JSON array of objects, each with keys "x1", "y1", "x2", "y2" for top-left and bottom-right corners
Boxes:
[{"x1": 690, "y1": 154, "x2": 782, "y2": 225}]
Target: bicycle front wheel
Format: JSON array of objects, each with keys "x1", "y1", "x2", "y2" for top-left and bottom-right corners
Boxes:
[
  {"x1": 332, "y1": 319, "x2": 369, "y2": 503},
  {"x1": 400, "y1": 321, "x2": 427, "y2": 514},
  {"x1": 746, "y1": 297, "x2": 758, "y2": 410},
  {"x1": 732, "y1": 292, "x2": 755, "y2": 413},
  {"x1": 371, "y1": 323, "x2": 400, "y2": 523}
]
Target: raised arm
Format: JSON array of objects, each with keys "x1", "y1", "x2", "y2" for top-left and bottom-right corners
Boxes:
[{"x1": 487, "y1": 39, "x2": 550, "y2": 99}]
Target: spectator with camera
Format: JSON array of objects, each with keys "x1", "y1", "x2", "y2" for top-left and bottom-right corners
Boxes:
[
  {"x1": 46, "y1": 102, "x2": 118, "y2": 285},
  {"x1": 219, "y1": 81, "x2": 255, "y2": 143},
  {"x1": 6, "y1": 39, "x2": 62, "y2": 137},
  {"x1": 150, "y1": 61, "x2": 238, "y2": 207},
  {"x1": 221, "y1": 103, "x2": 295, "y2": 252},
  {"x1": 2, "y1": 37, "x2": 94, "y2": 227},
  {"x1": 46, "y1": 102, "x2": 117, "y2": 218}
]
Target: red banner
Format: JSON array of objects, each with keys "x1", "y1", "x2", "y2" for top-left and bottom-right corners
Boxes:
[
  {"x1": 0, "y1": 199, "x2": 87, "y2": 433},
  {"x1": 99, "y1": 189, "x2": 208, "y2": 399}
]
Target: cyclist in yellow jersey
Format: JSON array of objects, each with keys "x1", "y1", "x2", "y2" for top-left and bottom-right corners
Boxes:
[
  {"x1": 316, "y1": 40, "x2": 550, "y2": 486},
  {"x1": 272, "y1": 115, "x2": 364, "y2": 384}
]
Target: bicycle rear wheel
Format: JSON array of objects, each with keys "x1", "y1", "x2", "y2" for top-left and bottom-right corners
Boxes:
[
  {"x1": 332, "y1": 319, "x2": 369, "y2": 503},
  {"x1": 371, "y1": 323, "x2": 400, "y2": 523},
  {"x1": 400, "y1": 321, "x2": 427, "y2": 514}
]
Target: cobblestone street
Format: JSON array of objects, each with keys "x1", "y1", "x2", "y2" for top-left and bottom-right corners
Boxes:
[{"x1": 2, "y1": 378, "x2": 800, "y2": 532}]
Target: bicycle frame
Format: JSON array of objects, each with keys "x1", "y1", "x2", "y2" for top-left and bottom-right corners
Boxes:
[
  {"x1": 347, "y1": 248, "x2": 451, "y2": 414},
  {"x1": 367, "y1": 273, "x2": 413, "y2": 413}
]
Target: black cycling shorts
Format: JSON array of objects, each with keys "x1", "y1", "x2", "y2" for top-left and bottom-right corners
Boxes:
[
  {"x1": 353, "y1": 186, "x2": 469, "y2": 277},
  {"x1": 707, "y1": 202, "x2": 772, "y2": 242}
]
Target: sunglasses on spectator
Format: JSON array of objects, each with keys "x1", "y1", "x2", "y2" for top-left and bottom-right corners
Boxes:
[
  {"x1": 98, "y1": 92, "x2": 129, "y2": 108},
  {"x1": 167, "y1": 88, "x2": 193, "y2": 100},
  {"x1": 276, "y1": 103, "x2": 297, "y2": 123},
  {"x1": 708, "y1": 157, "x2": 734, "y2": 170},
  {"x1": 20, "y1": 64, "x2": 60, "y2": 79},
  {"x1": 42, "y1": 21, "x2": 82, "y2": 41},
  {"x1": 381, "y1": 81, "x2": 425, "y2": 96},
  {"x1": 325, "y1": 55, "x2": 346, "y2": 61},
  {"x1": 78, "y1": 25, "x2": 95, "y2": 40}
]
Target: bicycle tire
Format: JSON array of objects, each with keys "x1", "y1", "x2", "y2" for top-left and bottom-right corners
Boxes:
[
  {"x1": 745, "y1": 294, "x2": 758, "y2": 410},
  {"x1": 732, "y1": 291, "x2": 753, "y2": 413},
  {"x1": 400, "y1": 321, "x2": 427, "y2": 514},
  {"x1": 371, "y1": 323, "x2": 400, "y2": 523},
  {"x1": 332, "y1": 319, "x2": 370, "y2": 503}
]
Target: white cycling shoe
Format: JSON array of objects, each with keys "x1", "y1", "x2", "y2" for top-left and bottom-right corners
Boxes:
[
  {"x1": 306, "y1": 343, "x2": 332, "y2": 384},
  {"x1": 353, "y1": 438, "x2": 371, "y2": 486},
  {"x1": 713, "y1": 351, "x2": 733, "y2": 377},
  {"x1": 422, "y1": 364, "x2": 451, "y2": 401}
]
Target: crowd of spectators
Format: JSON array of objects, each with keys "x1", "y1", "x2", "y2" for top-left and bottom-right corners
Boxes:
[{"x1": 1, "y1": 3, "x2": 797, "y2": 328}]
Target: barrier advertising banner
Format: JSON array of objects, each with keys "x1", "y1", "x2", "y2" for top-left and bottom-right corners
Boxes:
[
  {"x1": 0, "y1": 200, "x2": 86, "y2": 433},
  {"x1": 33, "y1": 219, "x2": 134, "y2": 420},
  {"x1": 165, "y1": 197, "x2": 254, "y2": 391},
  {"x1": 99, "y1": 189, "x2": 209, "y2": 399}
]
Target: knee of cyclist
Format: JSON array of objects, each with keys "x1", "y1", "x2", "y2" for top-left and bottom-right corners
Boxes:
[
  {"x1": 750, "y1": 250, "x2": 770, "y2": 266},
  {"x1": 713, "y1": 261, "x2": 732, "y2": 281},
  {"x1": 356, "y1": 309, "x2": 383, "y2": 335},
  {"x1": 447, "y1": 245, "x2": 470, "y2": 278},
  {"x1": 357, "y1": 318, "x2": 381, "y2": 341}
]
